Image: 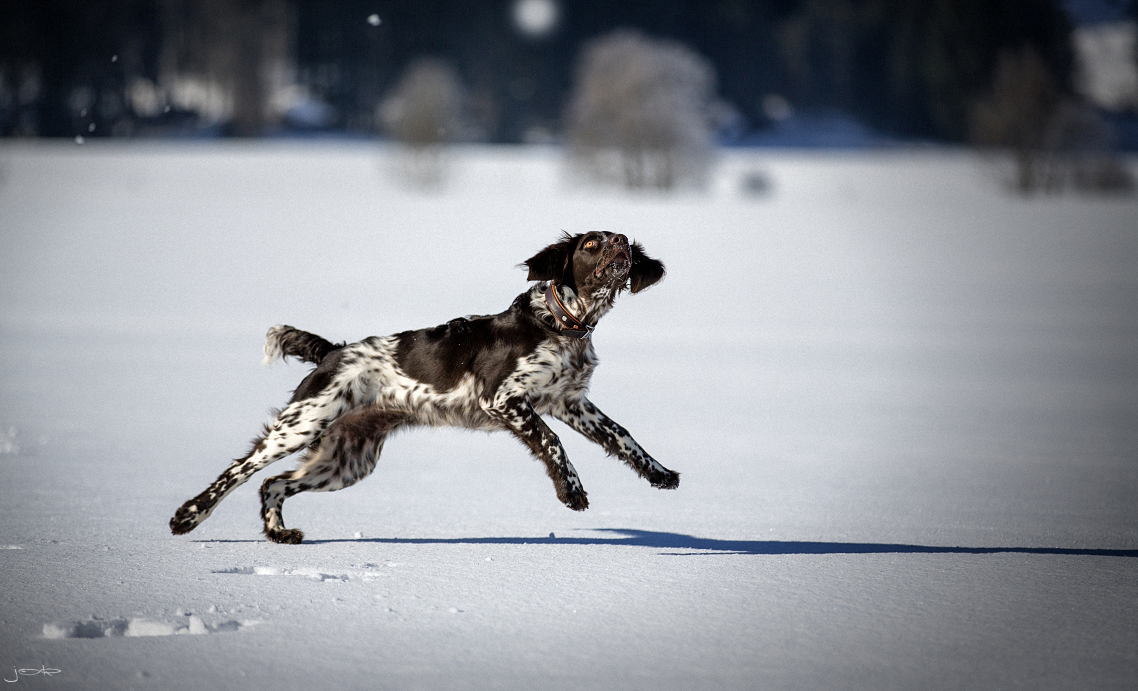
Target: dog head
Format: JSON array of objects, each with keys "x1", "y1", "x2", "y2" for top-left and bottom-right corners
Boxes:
[{"x1": 523, "y1": 232, "x2": 665, "y2": 296}]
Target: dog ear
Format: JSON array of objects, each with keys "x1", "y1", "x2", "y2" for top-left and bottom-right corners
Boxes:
[
  {"x1": 628, "y1": 242, "x2": 665, "y2": 293},
  {"x1": 524, "y1": 233, "x2": 579, "y2": 285}
]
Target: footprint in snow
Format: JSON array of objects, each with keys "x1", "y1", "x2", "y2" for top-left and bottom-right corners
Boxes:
[
  {"x1": 212, "y1": 566, "x2": 380, "y2": 582},
  {"x1": 43, "y1": 615, "x2": 258, "y2": 639}
]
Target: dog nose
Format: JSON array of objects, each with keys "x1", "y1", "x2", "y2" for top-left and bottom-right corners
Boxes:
[{"x1": 609, "y1": 234, "x2": 627, "y2": 246}]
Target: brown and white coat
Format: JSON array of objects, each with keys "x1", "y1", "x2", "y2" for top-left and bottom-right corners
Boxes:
[{"x1": 170, "y1": 231, "x2": 676, "y2": 543}]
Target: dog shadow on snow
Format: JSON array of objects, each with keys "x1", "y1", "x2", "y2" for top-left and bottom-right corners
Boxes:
[{"x1": 290, "y1": 529, "x2": 1138, "y2": 558}]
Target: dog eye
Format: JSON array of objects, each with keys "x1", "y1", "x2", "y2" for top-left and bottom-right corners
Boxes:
[{"x1": 583, "y1": 240, "x2": 597, "y2": 249}]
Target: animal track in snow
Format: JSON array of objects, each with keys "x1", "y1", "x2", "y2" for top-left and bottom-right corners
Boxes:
[
  {"x1": 43, "y1": 614, "x2": 258, "y2": 639},
  {"x1": 212, "y1": 565, "x2": 386, "y2": 582}
]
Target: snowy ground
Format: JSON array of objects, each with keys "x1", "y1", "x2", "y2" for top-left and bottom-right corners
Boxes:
[{"x1": 1, "y1": 142, "x2": 1136, "y2": 690}]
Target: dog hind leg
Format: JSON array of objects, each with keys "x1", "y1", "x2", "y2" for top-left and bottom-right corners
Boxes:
[
  {"x1": 169, "y1": 397, "x2": 341, "y2": 536},
  {"x1": 259, "y1": 408, "x2": 404, "y2": 544}
]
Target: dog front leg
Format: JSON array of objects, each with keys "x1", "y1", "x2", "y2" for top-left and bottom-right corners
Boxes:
[
  {"x1": 553, "y1": 397, "x2": 679, "y2": 489},
  {"x1": 483, "y1": 394, "x2": 589, "y2": 511}
]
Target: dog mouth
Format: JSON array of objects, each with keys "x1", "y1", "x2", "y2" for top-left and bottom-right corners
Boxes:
[{"x1": 594, "y1": 247, "x2": 631, "y2": 278}]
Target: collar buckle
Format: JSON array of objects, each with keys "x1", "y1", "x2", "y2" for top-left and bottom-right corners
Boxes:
[{"x1": 544, "y1": 283, "x2": 594, "y2": 339}]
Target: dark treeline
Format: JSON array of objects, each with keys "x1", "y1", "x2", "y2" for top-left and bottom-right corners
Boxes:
[{"x1": 0, "y1": 0, "x2": 1077, "y2": 143}]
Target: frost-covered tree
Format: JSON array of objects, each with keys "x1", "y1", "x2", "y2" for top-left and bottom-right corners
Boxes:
[
  {"x1": 565, "y1": 31, "x2": 718, "y2": 190},
  {"x1": 378, "y1": 58, "x2": 466, "y2": 187}
]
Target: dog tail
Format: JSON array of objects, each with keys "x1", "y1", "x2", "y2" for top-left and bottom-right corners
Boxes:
[{"x1": 263, "y1": 325, "x2": 344, "y2": 366}]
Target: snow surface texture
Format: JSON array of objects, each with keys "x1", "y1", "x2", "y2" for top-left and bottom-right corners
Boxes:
[{"x1": 1, "y1": 142, "x2": 1136, "y2": 690}]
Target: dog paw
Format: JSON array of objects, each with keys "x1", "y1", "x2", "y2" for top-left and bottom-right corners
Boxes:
[
  {"x1": 264, "y1": 528, "x2": 305, "y2": 545},
  {"x1": 566, "y1": 493, "x2": 589, "y2": 511},
  {"x1": 169, "y1": 505, "x2": 201, "y2": 535},
  {"x1": 649, "y1": 469, "x2": 680, "y2": 490},
  {"x1": 558, "y1": 485, "x2": 590, "y2": 511}
]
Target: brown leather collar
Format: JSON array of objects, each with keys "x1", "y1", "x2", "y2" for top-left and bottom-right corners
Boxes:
[{"x1": 544, "y1": 283, "x2": 593, "y2": 339}]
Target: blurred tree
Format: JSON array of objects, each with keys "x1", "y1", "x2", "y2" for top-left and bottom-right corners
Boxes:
[
  {"x1": 778, "y1": 0, "x2": 1076, "y2": 141},
  {"x1": 0, "y1": 0, "x2": 1083, "y2": 144},
  {"x1": 777, "y1": 0, "x2": 857, "y2": 112},
  {"x1": 159, "y1": 0, "x2": 293, "y2": 136},
  {"x1": 970, "y1": 47, "x2": 1062, "y2": 191},
  {"x1": 378, "y1": 57, "x2": 467, "y2": 186},
  {"x1": 971, "y1": 46, "x2": 1134, "y2": 194},
  {"x1": 0, "y1": 0, "x2": 161, "y2": 137},
  {"x1": 565, "y1": 31, "x2": 717, "y2": 190}
]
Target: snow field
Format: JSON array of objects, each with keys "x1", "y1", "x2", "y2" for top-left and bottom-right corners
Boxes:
[{"x1": 0, "y1": 141, "x2": 1136, "y2": 690}]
